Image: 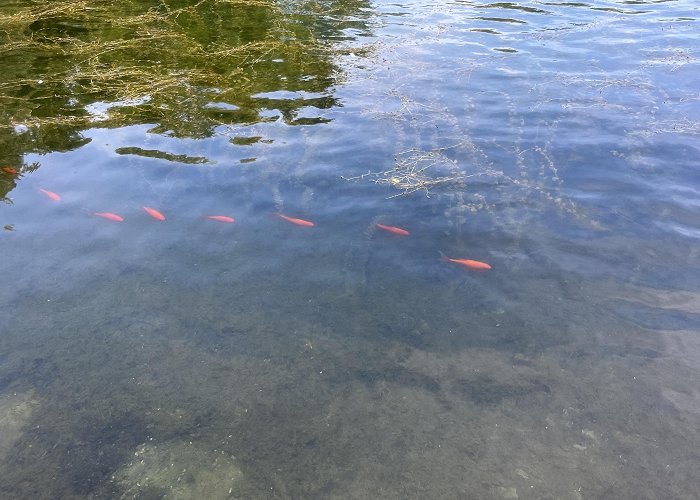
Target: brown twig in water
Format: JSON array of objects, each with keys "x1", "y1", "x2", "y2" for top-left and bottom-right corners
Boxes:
[{"x1": 342, "y1": 145, "x2": 475, "y2": 199}]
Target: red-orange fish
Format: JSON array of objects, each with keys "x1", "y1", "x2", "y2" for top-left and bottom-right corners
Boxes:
[
  {"x1": 94, "y1": 212, "x2": 124, "y2": 222},
  {"x1": 206, "y1": 215, "x2": 235, "y2": 223},
  {"x1": 2, "y1": 167, "x2": 18, "y2": 175},
  {"x1": 276, "y1": 213, "x2": 314, "y2": 227},
  {"x1": 442, "y1": 255, "x2": 491, "y2": 271},
  {"x1": 38, "y1": 188, "x2": 61, "y2": 201},
  {"x1": 376, "y1": 223, "x2": 410, "y2": 236},
  {"x1": 143, "y1": 206, "x2": 165, "y2": 221}
]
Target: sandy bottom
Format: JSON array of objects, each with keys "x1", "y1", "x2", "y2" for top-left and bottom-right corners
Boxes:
[{"x1": 0, "y1": 256, "x2": 699, "y2": 499}]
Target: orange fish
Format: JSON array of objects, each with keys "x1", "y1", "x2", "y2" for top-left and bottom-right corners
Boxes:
[
  {"x1": 376, "y1": 223, "x2": 410, "y2": 236},
  {"x1": 442, "y1": 255, "x2": 492, "y2": 271},
  {"x1": 143, "y1": 206, "x2": 165, "y2": 221},
  {"x1": 206, "y1": 215, "x2": 235, "y2": 223},
  {"x1": 38, "y1": 188, "x2": 61, "y2": 201},
  {"x1": 2, "y1": 167, "x2": 18, "y2": 175},
  {"x1": 276, "y1": 213, "x2": 315, "y2": 227},
  {"x1": 94, "y1": 212, "x2": 124, "y2": 222}
]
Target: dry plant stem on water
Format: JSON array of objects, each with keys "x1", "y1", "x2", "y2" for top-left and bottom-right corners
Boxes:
[{"x1": 342, "y1": 145, "x2": 475, "y2": 199}]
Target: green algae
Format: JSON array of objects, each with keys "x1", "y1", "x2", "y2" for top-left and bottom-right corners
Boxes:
[{"x1": 0, "y1": 0, "x2": 370, "y2": 176}]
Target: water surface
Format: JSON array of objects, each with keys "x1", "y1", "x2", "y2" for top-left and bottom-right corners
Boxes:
[{"x1": 1, "y1": 0, "x2": 699, "y2": 498}]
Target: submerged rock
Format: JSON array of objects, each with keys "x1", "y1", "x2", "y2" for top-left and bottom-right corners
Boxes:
[
  {"x1": 0, "y1": 390, "x2": 38, "y2": 462},
  {"x1": 113, "y1": 441, "x2": 250, "y2": 499}
]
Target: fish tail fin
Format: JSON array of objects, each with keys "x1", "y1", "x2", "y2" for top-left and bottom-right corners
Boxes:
[{"x1": 438, "y1": 251, "x2": 449, "y2": 262}]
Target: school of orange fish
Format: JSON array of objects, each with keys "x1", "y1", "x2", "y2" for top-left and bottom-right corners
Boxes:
[{"x1": 3, "y1": 166, "x2": 491, "y2": 271}]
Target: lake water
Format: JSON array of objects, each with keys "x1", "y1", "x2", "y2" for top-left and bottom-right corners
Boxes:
[{"x1": 1, "y1": 0, "x2": 699, "y2": 498}]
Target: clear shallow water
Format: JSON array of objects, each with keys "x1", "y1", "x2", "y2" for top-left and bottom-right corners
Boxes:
[{"x1": 1, "y1": 0, "x2": 699, "y2": 498}]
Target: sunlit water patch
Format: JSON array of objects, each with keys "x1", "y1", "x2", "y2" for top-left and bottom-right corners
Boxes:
[{"x1": 1, "y1": 0, "x2": 699, "y2": 498}]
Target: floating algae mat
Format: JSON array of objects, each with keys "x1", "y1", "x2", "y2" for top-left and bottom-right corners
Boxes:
[{"x1": 0, "y1": 0, "x2": 349, "y2": 146}]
